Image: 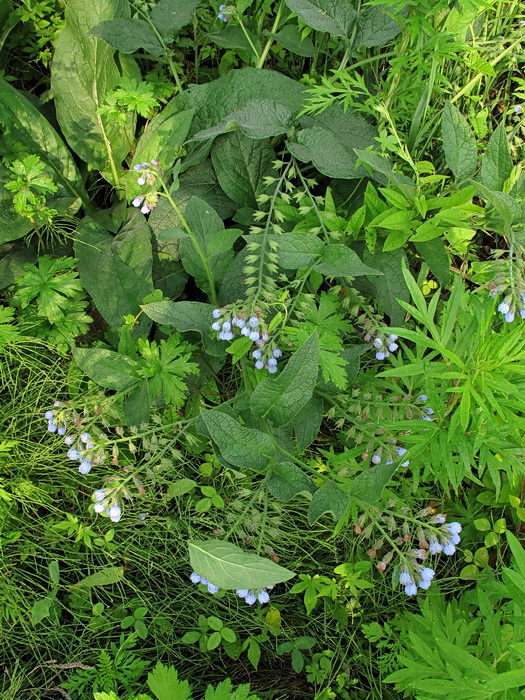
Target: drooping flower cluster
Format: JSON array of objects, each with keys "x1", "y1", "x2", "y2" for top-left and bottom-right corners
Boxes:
[
  {"x1": 92, "y1": 488, "x2": 122, "y2": 523},
  {"x1": 398, "y1": 519, "x2": 462, "y2": 596},
  {"x1": 497, "y1": 295, "x2": 525, "y2": 323},
  {"x1": 44, "y1": 404, "x2": 98, "y2": 475},
  {"x1": 417, "y1": 393, "x2": 435, "y2": 423},
  {"x1": 189, "y1": 572, "x2": 273, "y2": 605},
  {"x1": 211, "y1": 307, "x2": 282, "y2": 373},
  {"x1": 365, "y1": 332, "x2": 400, "y2": 361},
  {"x1": 131, "y1": 159, "x2": 159, "y2": 214},
  {"x1": 217, "y1": 4, "x2": 229, "y2": 21}
]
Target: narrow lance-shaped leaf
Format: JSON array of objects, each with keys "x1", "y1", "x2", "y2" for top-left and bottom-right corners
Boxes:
[{"x1": 188, "y1": 539, "x2": 295, "y2": 590}]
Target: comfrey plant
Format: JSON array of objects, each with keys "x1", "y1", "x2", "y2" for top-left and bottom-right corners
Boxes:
[
  {"x1": 356, "y1": 505, "x2": 462, "y2": 597},
  {"x1": 131, "y1": 159, "x2": 160, "y2": 214}
]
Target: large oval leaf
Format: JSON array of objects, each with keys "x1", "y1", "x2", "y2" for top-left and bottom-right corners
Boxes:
[{"x1": 188, "y1": 539, "x2": 295, "y2": 590}]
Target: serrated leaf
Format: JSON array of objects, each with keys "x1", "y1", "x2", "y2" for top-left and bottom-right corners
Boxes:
[
  {"x1": 250, "y1": 331, "x2": 319, "y2": 427},
  {"x1": 147, "y1": 661, "x2": 192, "y2": 700},
  {"x1": 266, "y1": 462, "x2": 315, "y2": 502},
  {"x1": 200, "y1": 409, "x2": 275, "y2": 471},
  {"x1": 188, "y1": 539, "x2": 295, "y2": 589},
  {"x1": 442, "y1": 101, "x2": 477, "y2": 182}
]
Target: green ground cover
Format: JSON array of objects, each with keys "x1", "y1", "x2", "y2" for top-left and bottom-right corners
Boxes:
[{"x1": 1, "y1": 0, "x2": 525, "y2": 698}]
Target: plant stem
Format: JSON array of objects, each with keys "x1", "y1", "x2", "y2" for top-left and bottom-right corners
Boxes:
[{"x1": 256, "y1": 0, "x2": 284, "y2": 69}]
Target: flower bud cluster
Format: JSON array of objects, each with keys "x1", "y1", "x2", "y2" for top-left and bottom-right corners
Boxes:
[
  {"x1": 190, "y1": 572, "x2": 273, "y2": 604},
  {"x1": 364, "y1": 332, "x2": 399, "y2": 361},
  {"x1": 417, "y1": 393, "x2": 435, "y2": 423},
  {"x1": 132, "y1": 159, "x2": 159, "y2": 214},
  {"x1": 217, "y1": 4, "x2": 229, "y2": 21},
  {"x1": 92, "y1": 488, "x2": 122, "y2": 523},
  {"x1": 358, "y1": 506, "x2": 462, "y2": 596},
  {"x1": 211, "y1": 307, "x2": 282, "y2": 373},
  {"x1": 44, "y1": 404, "x2": 100, "y2": 476},
  {"x1": 497, "y1": 294, "x2": 525, "y2": 323}
]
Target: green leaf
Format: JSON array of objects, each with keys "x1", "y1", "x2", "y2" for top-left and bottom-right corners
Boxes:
[
  {"x1": 442, "y1": 101, "x2": 477, "y2": 182},
  {"x1": 349, "y1": 463, "x2": 398, "y2": 504},
  {"x1": 506, "y1": 530, "x2": 525, "y2": 576},
  {"x1": 484, "y1": 669, "x2": 525, "y2": 693},
  {"x1": 314, "y1": 245, "x2": 382, "y2": 277},
  {"x1": 140, "y1": 300, "x2": 225, "y2": 357},
  {"x1": 31, "y1": 596, "x2": 54, "y2": 625},
  {"x1": 211, "y1": 132, "x2": 274, "y2": 208},
  {"x1": 178, "y1": 160, "x2": 236, "y2": 221},
  {"x1": 284, "y1": 0, "x2": 357, "y2": 37},
  {"x1": 75, "y1": 214, "x2": 153, "y2": 332},
  {"x1": 480, "y1": 123, "x2": 512, "y2": 191},
  {"x1": 49, "y1": 561, "x2": 60, "y2": 585},
  {"x1": 291, "y1": 105, "x2": 378, "y2": 180},
  {"x1": 270, "y1": 24, "x2": 315, "y2": 57},
  {"x1": 266, "y1": 462, "x2": 315, "y2": 502},
  {"x1": 273, "y1": 232, "x2": 325, "y2": 269},
  {"x1": 308, "y1": 481, "x2": 349, "y2": 524},
  {"x1": 193, "y1": 99, "x2": 293, "y2": 141},
  {"x1": 123, "y1": 380, "x2": 150, "y2": 427},
  {"x1": 362, "y1": 247, "x2": 409, "y2": 325},
  {"x1": 293, "y1": 397, "x2": 324, "y2": 451},
  {"x1": 225, "y1": 336, "x2": 253, "y2": 363},
  {"x1": 414, "y1": 239, "x2": 451, "y2": 286},
  {"x1": 200, "y1": 409, "x2": 275, "y2": 471},
  {"x1": 51, "y1": 0, "x2": 135, "y2": 182},
  {"x1": 188, "y1": 539, "x2": 295, "y2": 589},
  {"x1": 147, "y1": 661, "x2": 192, "y2": 700},
  {"x1": 355, "y1": 5, "x2": 404, "y2": 47},
  {"x1": 72, "y1": 348, "x2": 139, "y2": 390},
  {"x1": 0, "y1": 80, "x2": 88, "y2": 217},
  {"x1": 90, "y1": 18, "x2": 163, "y2": 54},
  {"x1": 73, "y1": 566, "x2": 125, "y2": 588},
  {"x1": 251, "y1": 331, "x2": 319, "y2": 427},
  {"x1": 150, "y1": 0, "x2": 200, "y2": 40}
]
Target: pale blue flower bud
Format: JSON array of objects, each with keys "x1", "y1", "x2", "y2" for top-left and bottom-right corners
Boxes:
[
  {"x1": 498, "y1": 301, "x2": 510, "y2": 315},
  {"x1": 258, "y1": 589, "x2": 270, "y2": 604},
  {"x1": 419, "y1": 567, "x2": 435, "y2": 582},
  {"x1": 64, "y1": 436, "x2": 74, "y2": 446},
  {"x1": 199, "y1": 577, "x2": 209, "y2": 586},
  {"x1": 45, "y1": 410, "x2": 54, "y2": 420},
  {"x1": 399, "y1": 569, "x2": 411, "y2": 586},
  {"x1": 376, "y1": 351, "x2": 386, "y2": 360},
  {"x1": 396, "y1": 447, "x2": 407, "y2": 456},
  {"x1": 58, "y1": 426, "x2": 66, "y2": 435},
  {"x1": 86, "y1": 442, "x2": 95, "y2": 450},
  {"x1": 48, "y1": 420, "x2": 57, "y2": 433},
  {"x1": 222, "y1": 320, "x2": 231, "y2": 332},
  {"x1": 80, "y1": 432, "x2": 91, "y2": 443},
  {"x1": 218, "y1": 12, "x2": 226, "y2": 20},
  {"x1": 255, "y1": 360, "x2": 264, "y2": 370},
  {"x1": 212, "y1": 308, "x2": 222, "y2": 318},
  {"x1": 93, "y1": 489, "x2": 107, "y2": 501},
  {"x1": 388, "y1": 342, "x2": 398, "y2": 352},
  {"x1": 245, "y1": 592, "x2": 257, "y2": 605},
  {"x1": 404, "y1": 582, "x2": 418, "y2": 596},
  {"x1": 429, "y1": 540, "x2": 443, "y2": 555},
  {"x1": 137, "y1": 176, "x2": 146, "y2": 186},
  {"x1": 268, "y1": 364, "x2": 277, "y2": 374},
  {"x1": 190, "y1": 572, "x2": 201, "y2": 584},
  {"x1": 371, "y1": 454, "x2": 381, "y2": 464},
  {"x1": 373, "y1": 338, "x2": 382, "y2": 348},
  {"x1": 273, "y1": 348, "x2": 282, "y2": 358},
  {"x1": 388, "y1": 334, "x2": 398, "y2": 341},
  {"x1": 385, "y1": 459, "x2": 393, "y2": 465},
  {"x1": 133, "y1": 164, "x2": 144, "y2": 171},
  {"x1": 138, "y1": 513, "x2": 147, "y2": 520},
  {"x1": 252, "y1": 349, "x2": 262, "y2": 360},
  {"x1": 425, "y1": 407, "x2": 434, "y2": 415},
  {"x1": 505, "y1": 311, "x2": 515, "y2": 323},
  {"x1": 67, "y1": 449, "x2": 79, "y2": 460},
  {"x1": 249, "y1": 330, "x2": 260, "y2": 342},
  {"x1": 267, "y1": 357, "x2": 277, "y2": 368},
  {"x1": 78, "y1": 461, "x2": 92, "y2": 475},
  {"x1": 236, "y1": 589, "x2": 249, "y2": 598},
  {"x1": 132, "y1": 195, "x2": 144, "y2": 207},
  {"x1": 249, "y1": 316, "x2": 259, "y2": 327},
  {"x1": 94, "y1": 502, "x2": 105, "y2": 513},
  {"x1": 207, "y1": 582, "x2": 219, "y2": 594},
  {"x1": 422, "y1": 415, "x2": 433, "y2": 421},
  {"x1": 418, "y1": 578, "x2": 432, "y2": 590},
  {"x1": 418, "y1": 394, "x2": 428, "y2": 401},
  {"x1": 443, "y1": 543, "x2": 456, "y2": 556},
  {"x1": 212, "y1": 321, "x2": 221, "y2": 331},
  {"x1": 109, "y1": 505, "x2": 122, "y2": 523},
  {"x1": 447, "y1": 522, "x2": 462, "y2": 535},
  {"x1": 140, "y1": 203, "x2": 150, "y2": 215},
  {"x1": 450, "y1": 533, "x2": 461, "y2": 545}
]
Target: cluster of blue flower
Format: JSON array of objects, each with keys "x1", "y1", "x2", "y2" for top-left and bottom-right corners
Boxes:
[
  {"x1": 93, "y1": 488, "x2": 122, "y2": 523},
  {"x1": 417, "y1": 394, "x2": 435, "y2": 423},
  {"x1": 131, "y1": 159, "x2": 159, "y2": 214},
  {"x1": 398, "y1": 517, "x2": 462, "y2": 596},
  {"x1": 217, "y1": 4, "x2": 228, "y2": 21},
  {"x1": 497, "y1": 295, "x2": 525, "y2": 323},
  {"x1": 365, "y1": 333, "x2": 399, "y2": 361},
  {"x1": 190, "y1": 572, "x2": 273, "y2": 605},
  {"x1": 211, "y1": 308, "x2": 282, "y2": 373},
  {"x1": 45, "y1": 404, "x2": 96, "y2": 475}
]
